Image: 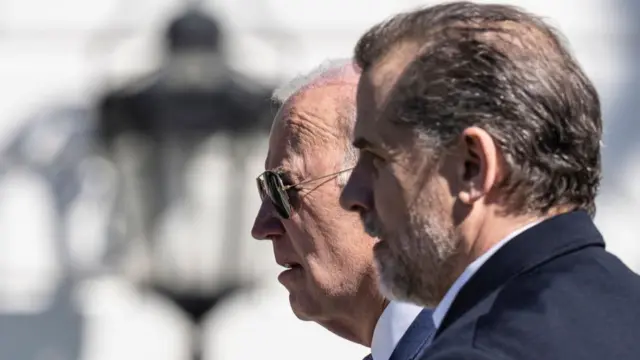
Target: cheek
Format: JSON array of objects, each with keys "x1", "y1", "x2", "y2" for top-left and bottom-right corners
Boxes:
[
  {"x1": 288, "y1": 194, "x2": 339, "y2": 254},
  {"x1": 372, "y1": 168, "x2": 409, "y2": 224},
  {"x1": 283, "y1": 208, "x2": 319, "y2": 257},
  {"x1": 281, "y1": 222, "x2": 311, "y2": 258},
  {"x1": 301, "y1": 202, "x2": 371, "y2": 264}
]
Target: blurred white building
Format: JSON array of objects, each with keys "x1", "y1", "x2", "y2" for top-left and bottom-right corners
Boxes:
[{"x1": 0, "y1": 0, "x2": 636, "y2": 359}]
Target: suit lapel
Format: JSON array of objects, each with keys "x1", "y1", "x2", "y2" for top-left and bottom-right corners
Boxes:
[
  {"x1": 389, "y1": 309, "x2": 435, "y2": 360},
  {"x1": 436, "y1": 210, "x2": 604, "y2": 336}
]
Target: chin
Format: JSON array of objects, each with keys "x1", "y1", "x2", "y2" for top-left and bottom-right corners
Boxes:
[
  {"x1": 374, "y1": 243, "x2": 415, "y2": 303},
  {"x1": 376, "y1": 265, "x2": 404, "y2": 301},
  {"x1": 376, "y1": 250, "x2": 444, "y2": 308},
  {"x1": 288, "y1": 292, "x2": 320, "y2": 321}
]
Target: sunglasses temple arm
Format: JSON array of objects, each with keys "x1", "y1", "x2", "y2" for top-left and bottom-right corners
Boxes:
[{"x1": 283, "y1": 167, "x2": 354, "y2": 190}]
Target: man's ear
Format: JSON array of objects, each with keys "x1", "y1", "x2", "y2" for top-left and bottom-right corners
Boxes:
[{"x1": 457, "y1": 127, "x2": 500, "y2": 205}]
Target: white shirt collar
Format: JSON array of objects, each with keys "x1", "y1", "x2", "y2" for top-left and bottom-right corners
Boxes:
[
  {"x1": 432, "y1": 220, "x2": 542, "y2": 329},
  {"x1": 371, "y1": 300, "x2": 424, "y2": 360}
]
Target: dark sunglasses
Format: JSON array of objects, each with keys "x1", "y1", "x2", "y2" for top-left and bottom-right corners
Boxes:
[{"x1": 256, "y1": 167, "x2": 354, "y2": 219}]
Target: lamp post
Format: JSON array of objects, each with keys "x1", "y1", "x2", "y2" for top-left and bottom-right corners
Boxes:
[{"x1": 96, "y1": 6, "x2": 272, "y2": 360}]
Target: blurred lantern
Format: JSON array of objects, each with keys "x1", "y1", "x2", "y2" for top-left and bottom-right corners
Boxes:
[{"x1": 96, "y1": 5, "x2": 273, "y2": 360}]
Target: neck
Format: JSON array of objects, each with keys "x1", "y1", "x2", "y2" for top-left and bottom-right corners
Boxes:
[
  {"x1": 321, "y1": 298, "x2": 389, "y2": 347},
  {"x1": 318, "y1": 278, "x2": 389, "y2": 347},
  {"x1": 430, "y1": 213, "x2": 544, "y2": 307},
  {"x1": 468, "y1": 211, "x2": 547, "y2": 262}
]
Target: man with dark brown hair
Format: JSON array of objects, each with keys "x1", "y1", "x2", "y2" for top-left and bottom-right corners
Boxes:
[{"x1": 340, "y1": 2, "x2": 640, "y2": 359}]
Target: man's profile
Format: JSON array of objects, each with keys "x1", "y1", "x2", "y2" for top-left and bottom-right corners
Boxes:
[
  {"x1": 341, "y1": 2, "x2": 640, "y2": 359},
  {"x1": 252, "y1": 59, "x2": 433, "y2": 360}
]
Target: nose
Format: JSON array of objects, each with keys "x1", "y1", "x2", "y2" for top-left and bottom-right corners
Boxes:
[
  {"x1": 339, "y1": 163, "x2": 373, "y2": 214},
  {"x1": 251, "y1": 199, "x2": 285, "y2": 240}
]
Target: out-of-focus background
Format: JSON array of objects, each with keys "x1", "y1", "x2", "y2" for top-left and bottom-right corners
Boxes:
[{"x1": 0, "y1": 0, "x2": 636, "y2": 359}]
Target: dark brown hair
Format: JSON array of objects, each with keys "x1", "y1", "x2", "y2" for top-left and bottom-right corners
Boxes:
[{"x1": 354, "y1": 1, "x2": 602, "y2": 216}]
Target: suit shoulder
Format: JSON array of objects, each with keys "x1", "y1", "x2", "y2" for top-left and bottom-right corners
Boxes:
[
  {"x1": 492, "y1": 246, "x2": 640, "y2": 308},
  {"x1": 468, "y1": 247, "x2": 640, "y2": 358}
]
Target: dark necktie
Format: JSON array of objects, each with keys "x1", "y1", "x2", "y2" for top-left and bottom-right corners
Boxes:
[{"x1": 363, "y1": 354, "x2": 373, "y2": 360}]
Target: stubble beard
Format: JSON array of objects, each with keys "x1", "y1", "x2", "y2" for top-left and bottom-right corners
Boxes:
[{"x1": 375, "y1": 209, "x2": 462, "y2": 308}]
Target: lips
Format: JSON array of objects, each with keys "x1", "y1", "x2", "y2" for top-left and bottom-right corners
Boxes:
[
  {"x1": 272, "y1": 241, "x2": 303, "y2": 281},
  {"x1": 275, "y1": 255, "x2": 302, "y2": 270},
  {"x1": 277, "y1": 260, "x2": 303, "y2": 285},
  {"x1": 280, "y1": 262, "x2": 302, "y2": 270}
]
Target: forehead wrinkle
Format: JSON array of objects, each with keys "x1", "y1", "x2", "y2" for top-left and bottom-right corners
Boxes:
[
  {"x1": 266, "y1": 114, "x2": 330, "y2": 179},
  {"x1": 286, "y1": 83, "x2": 356, "y2": 150},
  {"x1": 282, "y1": 112, "x2": 336, "y2": 161}
]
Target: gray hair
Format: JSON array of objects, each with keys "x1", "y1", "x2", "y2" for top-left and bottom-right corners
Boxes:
[
  {"x1": 272, "y1": 58, "x2": 359, "y2": 186},
  {"x1": 271, "y1": 58, "x2": 354, "y2": 105}
]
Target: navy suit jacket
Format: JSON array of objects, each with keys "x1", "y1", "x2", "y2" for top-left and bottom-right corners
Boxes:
[
  {"x1": 365, "y1": 308, "x2": 435, "y2": 360},
  {"x1": 390, "y1": 308, "x2": 434, "y2": 360},
  {"x1": 418, "y1": 210, "x2": 640, "y2": 360}
]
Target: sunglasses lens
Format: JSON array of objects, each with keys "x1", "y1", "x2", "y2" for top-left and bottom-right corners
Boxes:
[
  {"x1": 256, "y1": 178, "x2": 267, "y2": 200},
  {"x1": 263, "y1": 172, "x2": 292, "y2": 219}
]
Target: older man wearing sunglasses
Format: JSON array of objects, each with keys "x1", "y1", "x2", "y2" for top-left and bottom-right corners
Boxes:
[{"x1": 251, "y1": 59, "x2": 433, "y2": 360}]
